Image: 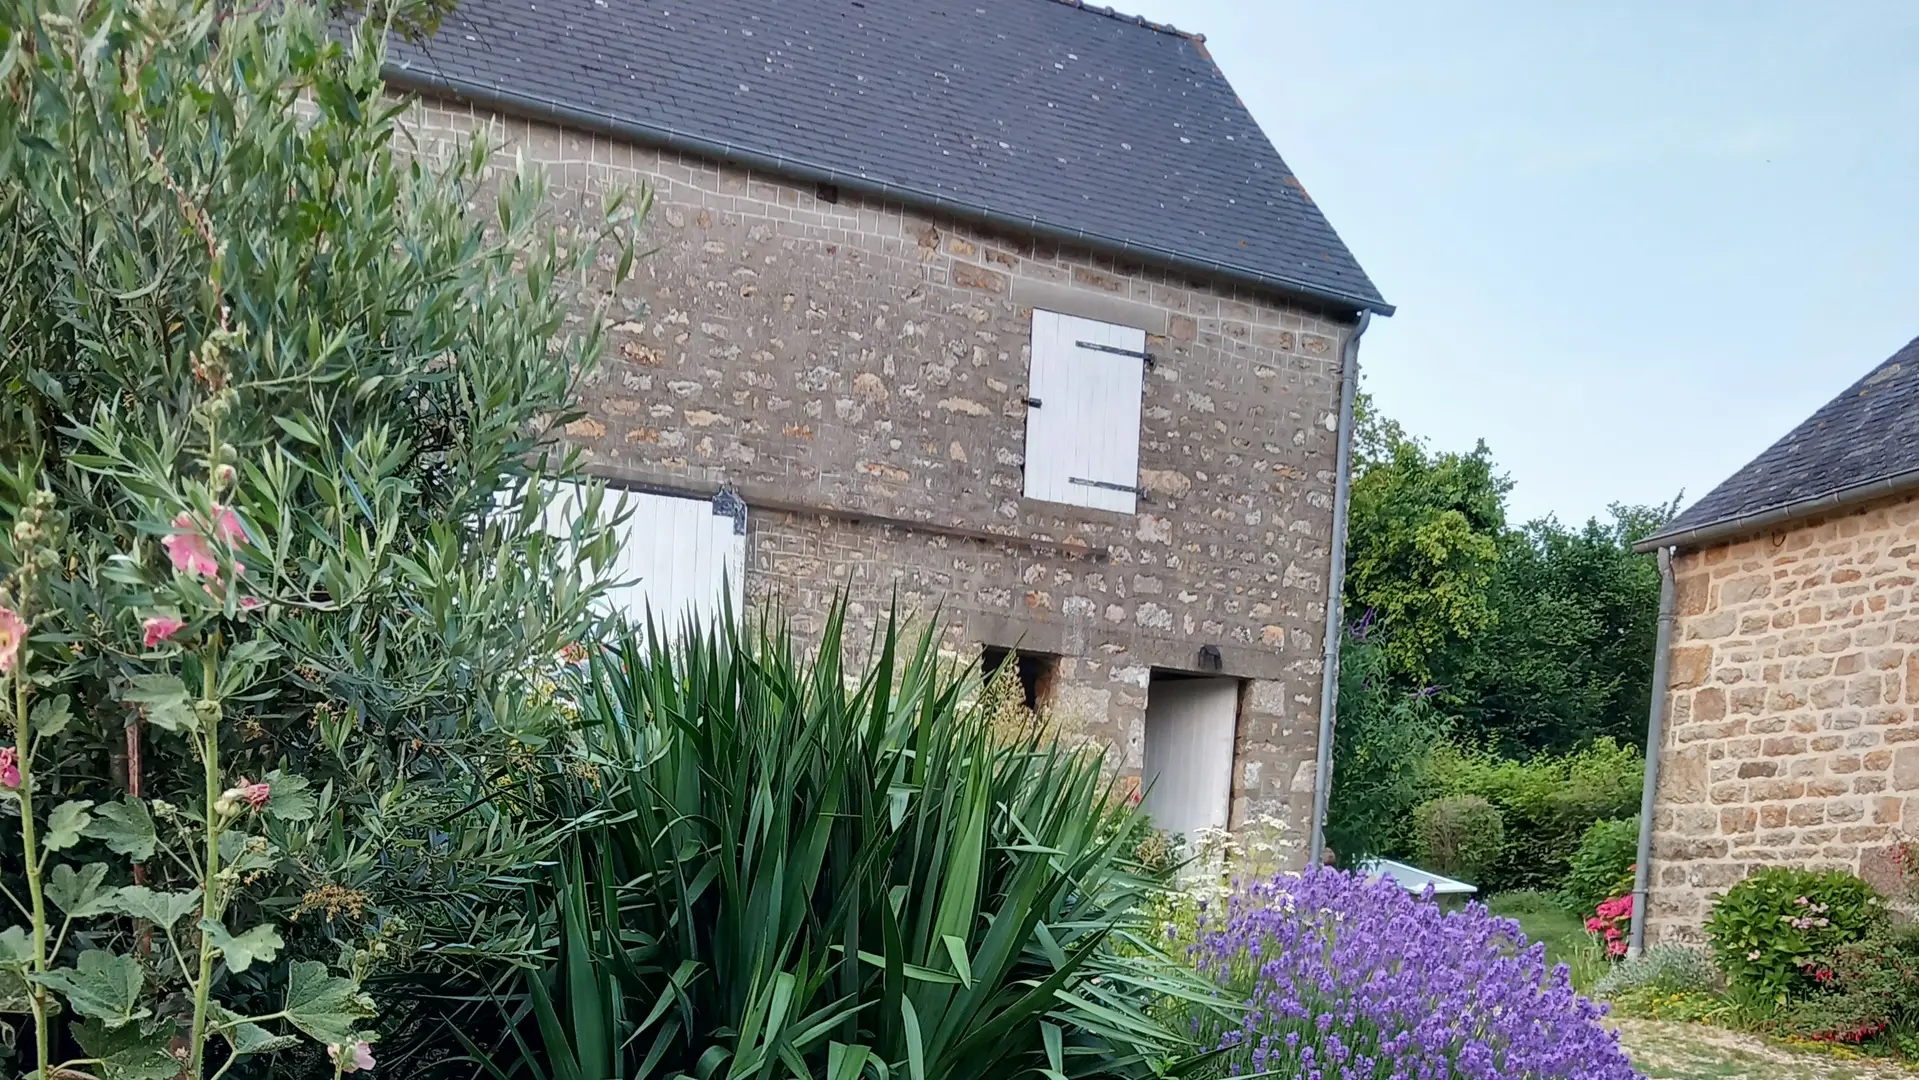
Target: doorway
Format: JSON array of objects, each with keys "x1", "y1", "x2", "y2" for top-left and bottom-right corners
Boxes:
[{"x1": 1141, "y1": 673, "x2": 1240, "y2": 841}]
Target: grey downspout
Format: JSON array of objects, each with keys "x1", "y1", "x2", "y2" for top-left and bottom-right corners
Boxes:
[
  {"x1": 1628, "y1": 546, "x2": 1677, "y2": 957},
  {"x1": 1308, "y1": 310, "x2": 1370, "y2": 869}
]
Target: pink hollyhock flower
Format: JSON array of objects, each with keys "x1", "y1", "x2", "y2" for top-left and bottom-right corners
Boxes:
[
  {"x1": 212, "y1": 505, "x2": 247, "y2": 545},
  {"x1": 162, "y1": 512, "x2": 221, "y2": 578},
  {"x1": 142, "y1": 615, "x2": 187, "y2": 648},
  {"x1": 0, "y1": 606, "x2": 24, "y2": 673},
  {"x1": 233, "y1": 778, "x2": 271, "y2": 811},
  {"x1": 0, "y1": 747, "x2": 19, "y2": 789},
  {"x1": 161, "y1": 507, "x2": 249, "y2": 579},
  {"x1": 328, "y1": 1040, "x2": 375, "y2": 1072}
]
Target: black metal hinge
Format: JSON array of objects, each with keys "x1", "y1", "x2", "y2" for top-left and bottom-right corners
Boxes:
[
  {"x1": 1077, "y1": 340, "x2": 1155, "y2": 367},
  {"x1": 1070, "y1": 477, "x2": 1140, "y2": 494},
  {"x1": 1024, "y1": 396, "x2": 1042, "y2": 408}
]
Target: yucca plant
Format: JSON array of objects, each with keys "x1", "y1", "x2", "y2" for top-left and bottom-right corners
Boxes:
[{"x1": 467, "y1": 606, "x2": 1219, "y2": 1080}]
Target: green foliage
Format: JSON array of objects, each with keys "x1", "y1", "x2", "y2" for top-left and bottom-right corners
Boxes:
[
  {"x1": 1705, "y1": 868, "x2": 1884, "y2": 1004},
  {"x1": 1560, "y1": 816, "x2": 1642, "y2": 917},
  {"x1": 1342, "y1": 397, "x2": 1671, "y2": 758},
  {"x1": 1605, "y1": 987, "x2": 1735, "y2": 1024},
  {"x1": 475, "y1": 608, "x2": 1218, "y2": 1080},
  {"x1": 1593, "y1": 944, "x2": 1722, "y2": 1001},
  {"x1": 1324, "y1": 627, "x2": 1449, "y2": 864},
  {"x1": 0, "y1": 0, "x2": 641, "y2": 1072},
  {"x1": 1437, "y1": 505, "x2": 1671, "y2": 755},
  {"x1": 1410, "y1": 795, "x2": 1505, "y2": 883},
  {"x1": 1428, "y1": 739, "x2": 1642, "y2": 894},
  {"x1": 1777, "y1": 923, "x2": 1919, "y2": 1048},
  {"x1": 1344, "y1": 396, "x2": 1509, "y2": 684}
]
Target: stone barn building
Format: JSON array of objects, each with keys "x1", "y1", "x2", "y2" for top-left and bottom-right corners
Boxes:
[
  {"x1": 1637, "y1": 335, "x2": 1919, "y2": 942},
  {"x1": 382, "y1": 0, "x2": 1388, "y2": 853}
]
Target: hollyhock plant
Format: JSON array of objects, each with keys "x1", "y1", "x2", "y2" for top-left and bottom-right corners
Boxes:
[
  {"x1": 1191, "y1": 868, "x2": 1640, "y2": 1079},
  {"x1": 143, "y1": 613, "x2": 188, "y2": 648},
  {"x1": 0, "y1": 746, "x2": 18, "y2": 789},
  {"x1": 328, "y1": 1039, "x2": 376, "y2": 1072},
  {"x1": 161, "y1": 506, "x2": 248, "y2": 580},
  {"x1": 0, "y1": 604, "x2": 24, "y2": 672}
]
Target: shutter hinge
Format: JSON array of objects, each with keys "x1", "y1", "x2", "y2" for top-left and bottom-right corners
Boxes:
[
  {"x1": 1069, "y1": 477, "x2": 1140, "y2": 495},
  {"x1": 1024, "y1": 396, "x2": 1042, "y2": 408},
  {"x1": 1076, "y1": 340, "x2": 1155, "y2": 367}
]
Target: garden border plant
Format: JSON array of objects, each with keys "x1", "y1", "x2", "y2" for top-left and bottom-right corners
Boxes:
[
  {"x1": 1187, "y1": 867, "x2": 1638, "y2": 1079},
  {"x1": 464, "y1": 607, "x2": 1227, "y2": 1080},
  {"x1": 0, "y1": 0, "x2": 646, "y2": 1072}
]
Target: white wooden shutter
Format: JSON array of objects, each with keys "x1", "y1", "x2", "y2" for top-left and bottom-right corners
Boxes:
[
  {"x1": 546, "y1": 484, "x2": 746, "y2": 633},
  {"x1": 1022, "y1": 310, "x2": 1146, "y2": 514}
]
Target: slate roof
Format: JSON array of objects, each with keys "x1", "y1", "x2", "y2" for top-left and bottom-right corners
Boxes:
[
  {"x1": 1643, "y1": 335, "x2": 1919, "y2": 549},
  {"x1": 382, "y1": 0, "x2": 1388, "y2": 314}
]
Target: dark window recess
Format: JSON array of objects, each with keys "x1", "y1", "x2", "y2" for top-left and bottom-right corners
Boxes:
[
  {"x1": 981, "y1": 646, "x2": 1056, "y2": 711},
  {"x1": 815, "y1": 182, "x2": 841, "y2": 204}
]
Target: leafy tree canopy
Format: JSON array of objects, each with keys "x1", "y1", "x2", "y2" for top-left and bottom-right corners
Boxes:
[
  {"x1": 1343, "y1": 395, "x2": 1676, "y2": 754},
  {"x1": 1344, "y1": 395, "x2": 1509, "y2": 684}
]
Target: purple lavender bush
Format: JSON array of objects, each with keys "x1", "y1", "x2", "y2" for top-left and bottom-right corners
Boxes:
[{"x1": 1189, "y1": 868, "x2": 1640, "y2": 1079}]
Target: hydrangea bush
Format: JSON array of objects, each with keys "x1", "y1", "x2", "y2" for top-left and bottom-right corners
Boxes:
[
  {"x1": 1586, "y1": 892, "x2": 1635, "y2": 958},
  {"x1": 1190, "y1": 868, "x2": 1640, "y2": 1079}
]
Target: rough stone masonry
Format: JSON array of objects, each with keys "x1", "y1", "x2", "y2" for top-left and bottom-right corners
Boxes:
[
  {"x1": 1647, "y1": 490, "x2": 1919, "y2": 943},
  {"x1": 402, "y1": 97, "x2": 1360, "y2": 856}
]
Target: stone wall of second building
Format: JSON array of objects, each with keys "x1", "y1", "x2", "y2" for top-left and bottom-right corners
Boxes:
[{"x1": 1647, "y1": 490, "x2": 1919, "y2": 943}]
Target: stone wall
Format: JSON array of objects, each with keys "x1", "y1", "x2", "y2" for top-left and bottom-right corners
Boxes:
[
  {"x1": 398, "y1": 95, "x2": 1355, "y2": 854},
  {"x1": 1647, "y1": 490, "x2": 1919, "y2": 942}
]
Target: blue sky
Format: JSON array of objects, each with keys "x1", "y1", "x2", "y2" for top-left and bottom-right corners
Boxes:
[{"x1": 1127, "y1": 1, "x2": 1919, "y2": 526}]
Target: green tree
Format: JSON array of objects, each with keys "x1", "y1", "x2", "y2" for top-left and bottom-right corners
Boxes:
[
  {"x1": 1344, "y1": 396, "x2": 1509, "y2": 683},
  {"x1": 1438, "y1": 503, "x2": 1672, "y2": 754}
]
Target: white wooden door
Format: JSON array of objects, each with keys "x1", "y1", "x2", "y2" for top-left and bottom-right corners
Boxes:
[
  {"x1": 1023, "y1": 310, "x2": 1146, "y2": 514},
  {"x1": 1141, "y1": 676, "x2": 1240, "y2": 840},
  {"x1": 547, "y1": 484, "x2": 746, "y2": 633}
]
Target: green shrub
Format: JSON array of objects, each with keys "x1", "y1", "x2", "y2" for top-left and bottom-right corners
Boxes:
[
  {"x1": 1429, "y1": 738, "x2": 1642, "y2": 893},
  {"x1": 486, "y1": 608, "x2": 1216, "y2": 1080},
  {"x1": 1411, "y1": 795, "x2": 1505, "y2": 882},
  {"x1": 1777, "y1": 923, "x2": 1919, "y2": 1049},
  {"x1": 1324, "y1": 627, "x2": 1449, "y2": 863},
  {"x1": 1561, "y1": 816, "x2": 1641, "y2": 916},
  {"x1": 1593, "y1": 944, "x2": 1722, "y2": 1000},
  {"x1": 1705, "y1": 867, "x2": 1884, "y2": 1003}
]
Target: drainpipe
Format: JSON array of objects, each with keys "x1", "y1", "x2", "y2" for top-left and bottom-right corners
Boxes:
[
  {"x1": 1308, "y1": 310, "x2": 1370, "y2": 869},
  {"x1": 1628, "y1": 546, "x2": 1677, "y2": 957}
]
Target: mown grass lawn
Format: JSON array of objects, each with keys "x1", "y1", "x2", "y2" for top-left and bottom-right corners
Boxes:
[{"x1": 1485, "y1": 893, "x2": 1919, "y2": 1079}]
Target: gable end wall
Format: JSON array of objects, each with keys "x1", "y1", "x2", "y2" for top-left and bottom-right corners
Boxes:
[
  {"x1": 399, "y1": 96, "x2": 1358, "y2": 861},
  {"x1": 1648, "y1": 490, "x2": 1919, "y2": 943}
]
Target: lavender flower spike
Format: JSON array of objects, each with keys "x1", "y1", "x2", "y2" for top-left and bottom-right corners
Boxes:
[{"x1": 1189, "y1": 867, "x2": 1641, "y2": 1079}]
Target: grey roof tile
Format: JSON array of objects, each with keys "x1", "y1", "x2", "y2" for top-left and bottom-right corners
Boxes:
[
  {"x1": 1652, "y1": 335, "x2": 1919, "y2": 544},
  {"x1": 383, "y1": 0, "x2": 1387, "y2": 312}
]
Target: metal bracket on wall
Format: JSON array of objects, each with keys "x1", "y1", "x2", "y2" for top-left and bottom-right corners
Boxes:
[
  {"x1": 711, "y1": 489, "x2": 748, "y2": 535},
  {"x1": 1076, "y1": 340, "x2": 1155, "y2": 367}
]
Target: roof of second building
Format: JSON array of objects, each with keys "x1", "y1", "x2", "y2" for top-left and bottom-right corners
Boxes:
[
  {"x1": 1644, "y1": 335, "x2": 1919, "y2": 550},
  {"x1": 383, "y1": 0, "x2": 1389, "y2": 314}
]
